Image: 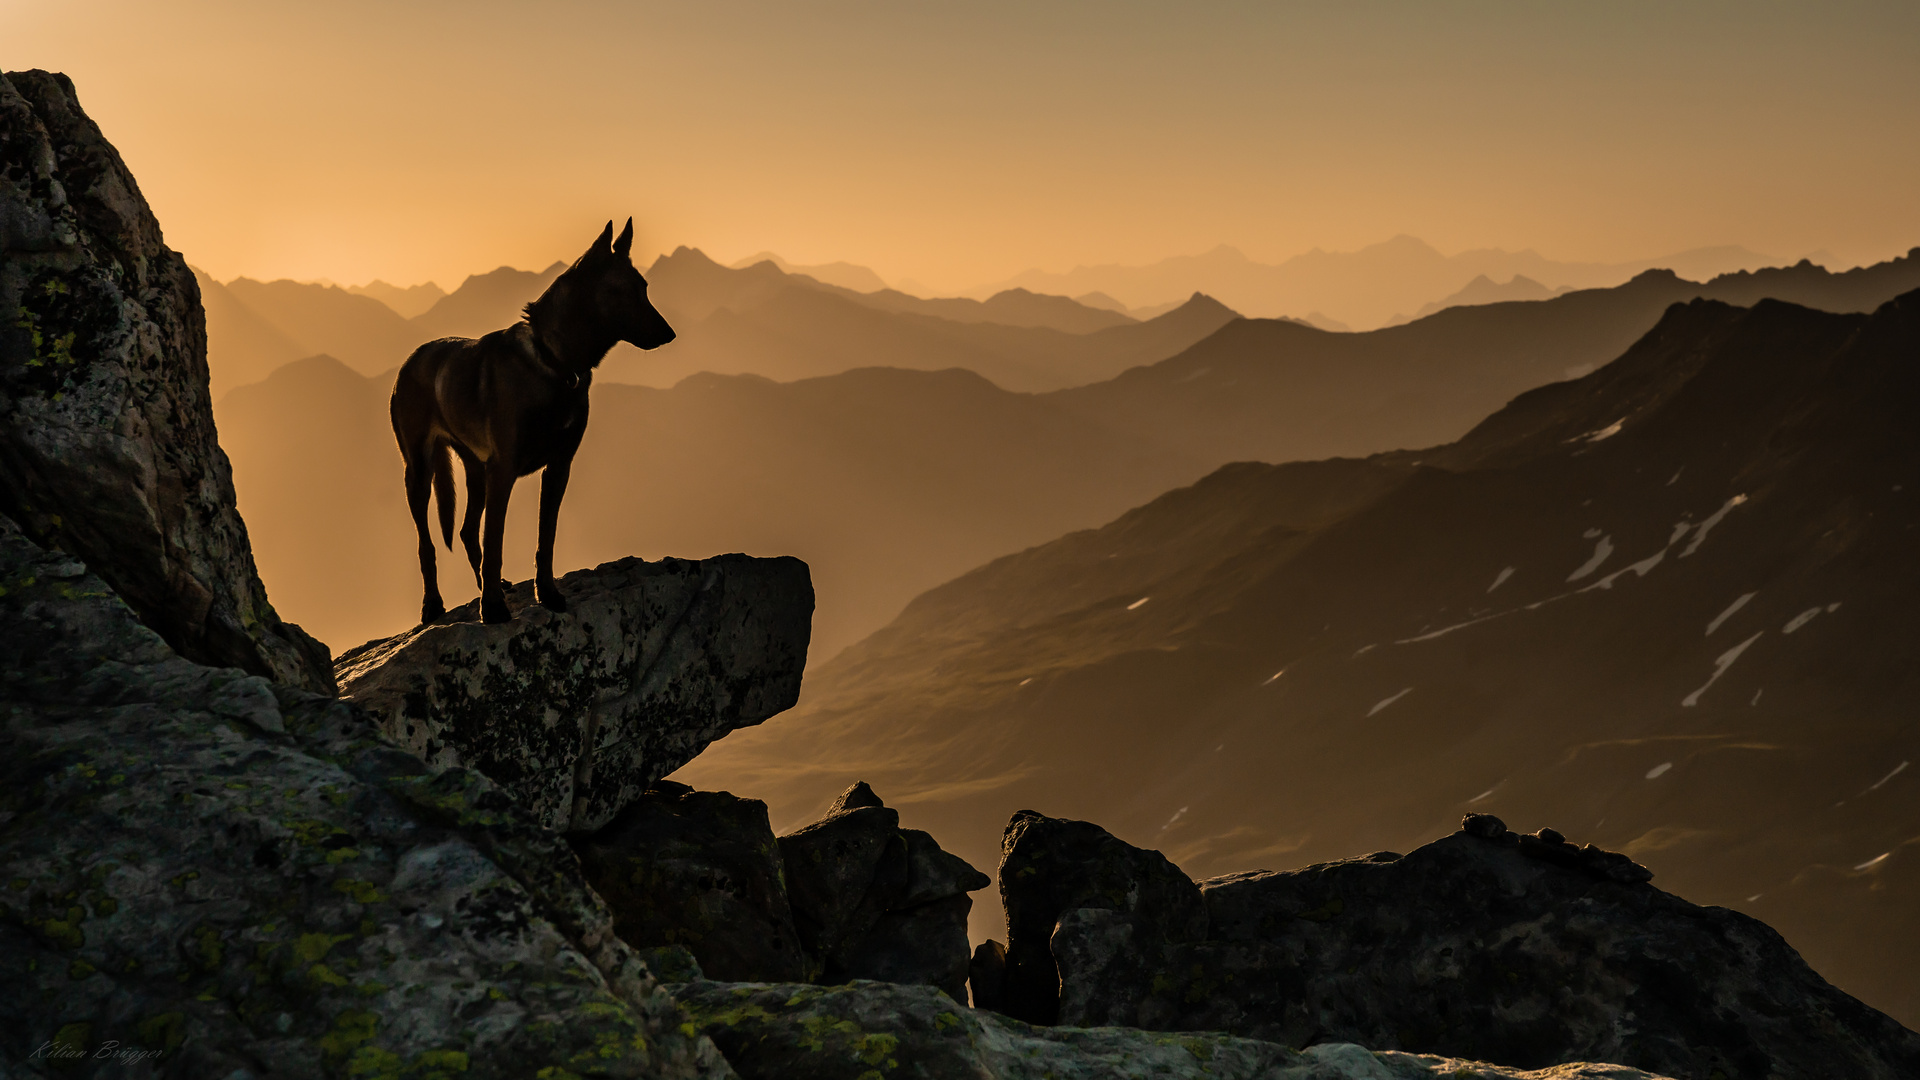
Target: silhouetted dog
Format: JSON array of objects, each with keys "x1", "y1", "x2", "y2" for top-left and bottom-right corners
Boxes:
[{"x1": 391, "y1": 219, "x2": 674, "y2": 624}]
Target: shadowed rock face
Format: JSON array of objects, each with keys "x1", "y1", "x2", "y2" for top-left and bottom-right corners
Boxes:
[
  {"x1": 778, "y1": 784, "x2": 990, "y2": 1003},
  {"x1": 995, "y1": 809, "x2": 1207, "y2": 1025},
  {"x1": 0, "y1": 516, "x2": 729, "y2": 1078},
  {"x1": 0, "y1": 69, "x2": 332, "y2": 692},
  {"x1": 571, "y1": 781, "x2": 810, "y2": 983},
  {"x1": 572, "y1": 781, "x2": 988, "y2": 998},
  {"x1": 335, "y1": 554, "x2": 812, "y2": 832},
  {"x1": 1001, "y1": 810, "x2": 1920, "y2": 1080},
  {"x1": 668, "y1": 979, "x2": 1675, "y2": 1080}
]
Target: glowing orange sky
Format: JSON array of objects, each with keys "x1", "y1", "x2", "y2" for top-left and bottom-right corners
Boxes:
[{"x1": 9, "y1": 0, "x2": 1919, "y2": 293}]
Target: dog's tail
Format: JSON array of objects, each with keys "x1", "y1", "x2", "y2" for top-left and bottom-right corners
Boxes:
[{"x1": 432, "y1": 444, "x2": 456, "y2": 550}]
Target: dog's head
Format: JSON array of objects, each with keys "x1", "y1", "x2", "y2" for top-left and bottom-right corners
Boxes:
[{"x1": 543, "y1": 218, "x2": 676, "y2": 356}]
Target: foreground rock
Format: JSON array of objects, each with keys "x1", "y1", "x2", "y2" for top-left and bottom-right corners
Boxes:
[
  {"x1": 672, "y1": 979, "x2": 1672, "y2": 1080},
  {"x1": 336, "y1": 555, "x2": 812, "y2": 832},
  {"x1": 0, "y1": 70, "x2": 332, "y2": 692},
  {"x1": 995, "y1": 811, "x2": 1920, "y2": 1080},
  {"x1": 996, "y1": 808, "x2": 1206, "y2": 1024},
  {"x1": 0, "y1": 517, "x2": 728, "y2": 1078},
  {"x1": 778, "y1": 783, "x2": 989, "y2": 1002},
  {"x1": 572, "y1": 780, "x2": 810, "y2": 982},
  {"x1": 574, "y1": 780, "x2": 988, "y2": 997}
]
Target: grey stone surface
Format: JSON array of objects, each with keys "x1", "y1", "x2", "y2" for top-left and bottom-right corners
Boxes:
[
  {"x1": 779, "y1": 785, "x2": 989, "y2": 1002},
  {"x1": 670, "y1": 979, "x2": 1672, "y2": 1080},
  {"x1": 0, "y1": 515, "x2": 730, "y2": 1078},
  {"x1": 1038, "y1": 813, "x2": 1920, "y2": 1080},
  {"x1": 995, "y1": 809, "x2": 1206, "y2": 1025},
  {"x1": 335, "y1": 554, "x2": 812, "y2": 832},
  {"x1": 0, "y1": 69, "x2": 332, "y2": 693},
  {"x1": 571, "y1": 781, "x2": 810, "y2": 982}
]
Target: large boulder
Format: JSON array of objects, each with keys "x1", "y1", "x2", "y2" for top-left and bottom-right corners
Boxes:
[
  {"x1": 335, "y1": 555, "x2": 812, "y2": 832},
  {"x1": 0, "y1": 516, "x2": 728, "y2": 1078},
  {"x1": 1037, "y1": 812, "x2": 1920, "y2": 1080},
  {"x1": 993, "y1": 809, "x2": 1206, "y2": 1024},
  {"x1": 669, "y1": 979, "x2": 1673, "y2": 1080},
  {"x1": 778, "y1": 783, "x2": 989, "y2": 1002},
  {"x1": 0, "y1": 69, "x2": 332, "y2": 693},
  {"x1": 570, "y1": 780, "x2": 810, "y2": 982}
]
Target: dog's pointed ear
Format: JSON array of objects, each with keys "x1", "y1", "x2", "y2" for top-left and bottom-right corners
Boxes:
[
  {"x1": 591, "y1": 220, "x2": 614, "y2": 256},
  {"x1": 613, "y1": 217, "x2": 634, "y2": 259}
]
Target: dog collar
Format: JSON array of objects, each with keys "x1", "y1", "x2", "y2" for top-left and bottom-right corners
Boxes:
[{"x1": 524, "y1": 320, "x2": 581, "y2": 390}]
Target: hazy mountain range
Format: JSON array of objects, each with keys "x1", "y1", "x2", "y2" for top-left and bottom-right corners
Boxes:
[
  {"x1": 676, "y1": 286, "x2": 1920, "y2": 1028},
  {"x1": 972, "y1": 235, "x2": 1783, "y2": 328},
  {"x1": 346, "y1": 278, "x2": 446, "y2": 318},
  {"x1": 195, "y1": 251, "x2": 1233, "y2": 397},
  {"x1": 213, "y1": 249, "x2": 1920, "y2": 670},
  {"x1": 616, "y1": 248, "x2": 1240, "y2": 391},
  {"x1": 194, "y1": 261, "x2": 567, "y2": 397},
  {"x1": 729, "y1": 251, "x2": 890, "y2": 293}
]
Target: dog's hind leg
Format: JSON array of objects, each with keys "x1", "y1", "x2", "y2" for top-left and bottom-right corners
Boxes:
[
  {"x1": 535, "y1": 459, "x2": 572, "y2": 613},
  {"x1": 433, "y1": 444, "x2": 456, "y2": 550},
  {"x1": 456, "y1": 448, "x2": 487, "y2": 588},
  {"x1": 404, "y1": 440, "x2": 445, "y2": 623}
]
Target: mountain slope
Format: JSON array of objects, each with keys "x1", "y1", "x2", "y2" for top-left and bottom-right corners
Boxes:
[
  {"x1": 216, "y1": 360, "x2": 1204, "y2": 662},
  {"x1": 216, "y1": 249, "x2": 1920, "y2": 679},
  {"x1": 675, "y1": 290, "x2": 1920, "y2": 1027},
  {"x1": 602, "y1": 248, "x2": 1239, "y2": 391},
  {"x1": 410, "y1": 261, "x2": 567, "y2": 339},
  {"x1": 207, "y1": 275, "x2": 421, "y2": 378},
  {"x1": 1388, "y1": 273, "x2": 1566, "y2": 325},
  {"x1": 348, "y1": 278, "x2": 446, "y2": 318},
  {"x1": 1049, "y1": 251, "x2": 1920, "y2": 467},
  {"x1": 977, "y1": 236, "x2": 1781, "y2": 327},
  {"x1": 845, "y1": 286, "x2": 1139, "y2": 333},
  {"x1": 194, "y1": 270, "x2": 309, "y2": 397}
]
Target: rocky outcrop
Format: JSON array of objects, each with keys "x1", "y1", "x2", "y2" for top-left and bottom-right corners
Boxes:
[
  {"x1": 1002, "y1": 810, "x2": 1920, "y2": 1080},
  {"x1": 571, "y1": 781, "x2": 810, "y2": 982},
  {"x1": 571, "y1": 781, "x2": 988, "y2": 998},
  {"x1": 670, "y1": 979, "x2": 1674, "y2": 1080},
  {"x1": 335, "y1": 556, "x2": 812, "y2": 832},
  {"x1": 995, "y1": 808, "x2": 1207, "y2": 1024},
  {"x1": 0, "y1": 69, "x2": 332, "y2": 693},
  {"x1": 778, "y1": 784, "x2": 989, "y2": 1003},
  {"x1": 0, "y1": 515, "x2": 729, "y2": 1078}
]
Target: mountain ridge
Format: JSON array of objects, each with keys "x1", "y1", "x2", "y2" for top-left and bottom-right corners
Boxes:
[
  {"x1": 975, "y1": 235, "x2": 1785, "y2": 327},
  {"x1": 675, "y1": 287, "x2": 1920, "y2": 1026}
]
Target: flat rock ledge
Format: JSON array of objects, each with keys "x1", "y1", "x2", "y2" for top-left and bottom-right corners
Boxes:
[
  {"x1": 670, "y1": 980, "x2": 1672, "y2": 1080},
  {"x1": 336, "y1": 554, "x2": 812, "y2": 833}
]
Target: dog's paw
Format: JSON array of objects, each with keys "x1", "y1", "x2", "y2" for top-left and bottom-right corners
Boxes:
[
  {"x1": 537, "y1": 583, "x2": 569, "y2": 613},
  {"x1": 422, "y1": 597, "x2": 446, "y2": 624}
]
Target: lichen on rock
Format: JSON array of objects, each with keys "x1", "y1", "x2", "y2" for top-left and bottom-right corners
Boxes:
[
  {"x1": 0, "y1": 69, "x2": 332, "y2": 693},
  {"x1": 335, "y1": 555, "x2": 812, "y2": 833},
  {"x1": 0, "y1": 515, "x2": 731, "y2": 1078},
  {"x1": 669, "y1": 978, "x2": 1676, "y2": 1080}
]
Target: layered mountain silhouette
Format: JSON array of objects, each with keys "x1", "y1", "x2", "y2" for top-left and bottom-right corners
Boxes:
[
  {"x1": 215, "y1": 249, "x2": 1920, "y2": 669},
  {"x1": 347, "y1": 278, "x2": 446, "y2": 318},
  {"x1": 198, "y1": 250, "x2": 1234, "y2": 397},
  {"x1": 979, "y1": 236, "x2": 1781, "y2": 328},
  {"x1": 617, "y1": 248, "x2": 1238, "y2": 391},
  {"x1": 729, "y1": 251, "x2": 890, "y2": 293},
  {"x1": 217, "y1": 359, "x2": 1209, "y2": 663},
  {"x1": 1384, "y1": 274, "x2": 1569, "y2": 326},
  {"x1": 676, "y1": 288, "x2": 1920, "y2": 1028},
  {"x1": 1046, "y1": 253, "x2": 1920, "y2": 468}
]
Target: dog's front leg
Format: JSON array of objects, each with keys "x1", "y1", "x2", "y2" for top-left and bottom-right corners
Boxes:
[
  {"x1": 536, "y1": 459, "x2": 572, "y2": 613},
  {"x1": 479, "y1": 460, "x2": 516, "y2": 624}
]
